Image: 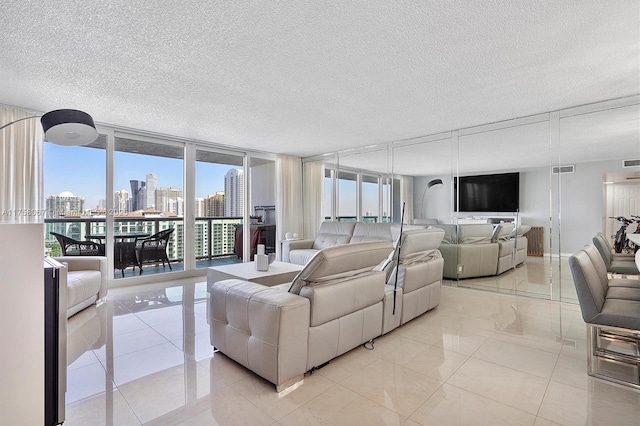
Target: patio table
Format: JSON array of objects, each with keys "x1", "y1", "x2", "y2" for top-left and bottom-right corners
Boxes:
[{"x1": 86, "y1": 233, "x2": 150, "y2": 277}]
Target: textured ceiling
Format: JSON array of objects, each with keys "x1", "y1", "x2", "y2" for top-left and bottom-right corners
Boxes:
[{"x1": 0, "y1": 1, "x2": 638, "y2": 161}]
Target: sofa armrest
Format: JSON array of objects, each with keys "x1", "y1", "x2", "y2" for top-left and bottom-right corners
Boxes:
[
  {"x1": 281, "y1": 239, "x2": 314, "y2": 262},
  {"x1": 208, "y1": 279, "x2": 310, "y2": 390},
  {"x1": 54, "y1": 256, "x2": 108, "y2": 300}
]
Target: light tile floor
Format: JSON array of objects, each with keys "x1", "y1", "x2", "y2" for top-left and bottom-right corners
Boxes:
[{"x1": 64, "y1": 260, "x2": 640, "y2": 425}]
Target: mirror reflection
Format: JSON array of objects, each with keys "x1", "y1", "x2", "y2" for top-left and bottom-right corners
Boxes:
[{"x1": 309, "y1": 95, "x2": 640, "y2": 303}]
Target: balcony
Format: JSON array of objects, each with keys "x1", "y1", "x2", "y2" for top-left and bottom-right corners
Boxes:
[{"x1": 44, "y1": 217, "x2": 276, "y2": 279}]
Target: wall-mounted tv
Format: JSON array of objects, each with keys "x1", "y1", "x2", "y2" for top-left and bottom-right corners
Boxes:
[{"x1": 454, "y1": 172, "x2": 519, "y2": 212}]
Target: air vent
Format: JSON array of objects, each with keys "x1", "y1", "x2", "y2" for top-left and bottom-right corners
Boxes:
[
  {"x1": 551, "y1": 165, "x2": 575, "y2": 174},
  {"x1": 623, "y1": 159, "x2": 640, "y2": 168}
]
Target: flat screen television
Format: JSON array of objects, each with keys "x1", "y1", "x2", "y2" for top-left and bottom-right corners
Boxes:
[{"x1": 455, "y1": 172, "x2": 519, "y2": 212}]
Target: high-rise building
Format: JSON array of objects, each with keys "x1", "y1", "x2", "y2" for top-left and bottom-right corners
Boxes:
[
  {"x1": 129, "y1": 180, "x2": 146, "y2": 211},
  {"x1": 204, "y1": 191, "x2": 225, "y2": 217},
  {"x1": 195, "y1": 198, "x2": 204, "y2": 217},
  {"x1": 146, "y1": 173, "x2": 157, "y2": 209},
  {"x1": 155, "y1": 186, "x2": 183, "y2": 214},
  {"x1": 114, "y1": 189, "x2": 129, "y2": 213},
  {"x1": 167, "y1": 197, "x2": 184, "y2": 216},
  {"x1": 224, "y1": 169, "x2": 243, "y2": 217},
  {"x1": 46, "y1": 192, "x2": 85, "y2": 218}
]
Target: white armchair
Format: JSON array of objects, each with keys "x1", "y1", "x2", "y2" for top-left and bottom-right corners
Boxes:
[{"x1": 54, "y1": 256, "x2": 108, "y2": 318}]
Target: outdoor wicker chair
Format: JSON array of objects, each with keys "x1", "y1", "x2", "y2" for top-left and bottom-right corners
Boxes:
[
  {"x1": 51, "y1": 232, "x2": 105, "y2": 256},
  {"x1": 134, "y1": 228, "x2": 174, "y2": 274}
]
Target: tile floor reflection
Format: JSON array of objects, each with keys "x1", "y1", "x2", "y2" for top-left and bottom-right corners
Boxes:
[{"x1": 65, "y1": 260, "x2": 640, "y2": 425}]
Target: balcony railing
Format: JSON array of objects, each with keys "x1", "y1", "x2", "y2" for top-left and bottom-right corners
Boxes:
[{"x1": 44, "y1": 216, "x2": 274, "y2": 278}]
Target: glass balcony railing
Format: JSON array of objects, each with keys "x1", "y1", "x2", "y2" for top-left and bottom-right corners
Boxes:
[{"x1": 44, "y1": 216, "x2": 274, "y2": 278}]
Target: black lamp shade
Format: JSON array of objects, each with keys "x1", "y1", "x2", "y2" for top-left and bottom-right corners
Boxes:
[
  {"x1": 40, "y1": 109, "x2": 97, "y2": 146},
  {"x1": 427, "y1": 179, "x2": 443, "y2": 189}
]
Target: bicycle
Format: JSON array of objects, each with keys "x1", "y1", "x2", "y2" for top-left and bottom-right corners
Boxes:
[{"x1": 610, "y1": 216, "x2": 638, "y2": 253}]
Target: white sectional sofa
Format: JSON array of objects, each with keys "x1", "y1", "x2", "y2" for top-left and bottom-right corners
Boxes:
[
  {"x1": 436, "y1": 223, "x2": 530, "y2": 279},
  {"x1": 282, "y1": 221, "x2": 530, "y2": 281},
  {"x1": 208, "y1": 228, "x2": 445, "y2": 391},
  {"x1": 281, "y1": 222, "x2": 393, "y2": 265}
]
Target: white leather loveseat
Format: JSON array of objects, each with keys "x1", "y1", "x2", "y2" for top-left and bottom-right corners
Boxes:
[
  {"x1": 281, "y1": 222, "x2": 393, "y2": 265},
  {"x1": 208, "y1": 228, "x2": 445, "y2": 391}
]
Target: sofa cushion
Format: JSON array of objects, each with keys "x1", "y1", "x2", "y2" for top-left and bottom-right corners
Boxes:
[
  {"x1": 400, "y1": 228, "x2": 445, "y2": 258},
  {"x1": 390, "y1": 224, "x2": 427, "y2": 242},
  {"x1": 436, "y1": 224, "x2": 458, "y2": 244},
  {"x1": 67, "y1": 270, "x2": 101, "y2": 312},
  {"x1": 312, "y1": 222, "x2": 356, "y2": 250},
  {"x1": 288, "y1": 241, "x2": 393, "y2": 295},
  {"x1": 350, "y1": 222, "x2": 392, "y2": 243},
  {"x1": 511, "y1": 224, "x2": 531, "y2": 237},
  {"x1": 300, "y1": 270, "x2": 385, "y2": 326},
  {"x1": 459, "y1": 224, "x2": 494, "y2": 244},
  {"x1": 495, "y1": 223, "x2": 515, "y2": 241},
  {"x1": 289, "y1": 249, "x2": 319, "y2": 266}
]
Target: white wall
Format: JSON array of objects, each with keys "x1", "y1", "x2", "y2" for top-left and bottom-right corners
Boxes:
[
  {"x1": 554, "y1": 159, "x2": 622, "y2": 255},
  {"x1": 0, "y1": 223, "x2": 44, "y2": 425},
  {"x1": 413, "y1": 159, "x2": 631, "y2": 255},
  {"x1": 414, "y1": 175, "x2": 454, "y2": 223}
]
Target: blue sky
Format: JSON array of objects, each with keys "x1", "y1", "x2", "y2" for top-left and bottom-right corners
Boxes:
[
  {"x1": 44, "y1": 144, "x2": 233, "y2": 209},
  {"x1": 44, "y1": 144, "x2": 376, "y2": 216}
]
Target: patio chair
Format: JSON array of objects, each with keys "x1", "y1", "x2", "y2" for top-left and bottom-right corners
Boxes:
[
  {"x1": 134, "y1": 228, "x2": 174, "y2": 274},
  {"x1": 51, "y1": 232, "x2": 105, "y2": 256}
]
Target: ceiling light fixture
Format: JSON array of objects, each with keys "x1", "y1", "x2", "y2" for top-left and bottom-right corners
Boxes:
[{"x1": 0, "y1": 109, "x2": 98, "y2": 146}]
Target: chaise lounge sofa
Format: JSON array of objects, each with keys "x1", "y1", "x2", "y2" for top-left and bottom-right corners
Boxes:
[{"x1": 208, "y1": 227, "x2": 445, "y2": 391}]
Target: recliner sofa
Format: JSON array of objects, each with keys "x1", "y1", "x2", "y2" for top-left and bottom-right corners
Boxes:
[
  {"x1": 437, "y1": 223, "x2": 530, "y2": 279},
  {"x1": 282, "y1": 222, "x2": 393, "y2": 265},
  {"x1": 208, "y1": 228, "x2": 445, "y2": 391}
]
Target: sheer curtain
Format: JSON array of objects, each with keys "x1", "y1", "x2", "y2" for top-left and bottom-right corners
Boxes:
[
  {"x1": 303, "y1": 160, "x2": 324, "y2": 240},
  {"x1": 0, "y1": 106, "x2": 43, "y2": 222},
  {"x1": 400, "y1": 175, "x2": 414, "y2": 224},
  {"x1": 275, "y1": 155, "x2": 303, "y2": 260}
]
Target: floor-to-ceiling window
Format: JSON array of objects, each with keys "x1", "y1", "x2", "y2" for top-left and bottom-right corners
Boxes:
[
  {"x1": 194, "y1": 148, "x2": 244, "y2": 269},
  {"x1": 113, "y1": 135, "x2": 185, "y2": 279},
  {"x1": 43, "y1": 135, "x2": 107, "y2": 256},
  {"x1": 43, "y1": 121, "x2": 278, "y2": 283},
  {"x1": 337, "y1": 170, "x2": 357, "y2": 222},
  {"x1": 362, "y1": 174, "x2": 380, "y2": 222},
  {"x1": 322, "y1": 163, "x2": 395, "y2": 224}
]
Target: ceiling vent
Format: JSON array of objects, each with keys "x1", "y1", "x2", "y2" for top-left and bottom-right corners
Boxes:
[
  {"x1": 551, "y1": 165, "x2": 575, "y2": 174},
  {"x1": 623, "y1": 159, "x2": 640, "y2": 168}
]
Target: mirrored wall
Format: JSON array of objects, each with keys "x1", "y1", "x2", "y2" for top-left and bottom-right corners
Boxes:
[{"x1": 306, "y1": 95, "x2": 640, "y2": 303}]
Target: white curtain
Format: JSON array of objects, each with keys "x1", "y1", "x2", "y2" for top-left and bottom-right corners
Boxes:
[
  {"x1": 0, "y1": 106, "x2": 43, "y2": 222},
  {"x1": 275, "y1": 155, "x2": 303, "y2": 260},
  {"x1": 400, "y1": 175, "x2": 414, "y2": 224},
  {"x1": 303, "y1": 160, "x2": 324, "y2": 240}
]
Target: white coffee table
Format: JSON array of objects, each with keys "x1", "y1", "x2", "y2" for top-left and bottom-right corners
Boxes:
[{"x1": 207, "y1": 260, "x2": 303, "y2": 287}]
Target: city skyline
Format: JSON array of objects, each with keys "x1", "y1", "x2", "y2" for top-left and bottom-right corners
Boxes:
[
  {"x1": 43, "y1": 144, "x2": 380, "y2": 217},
  {"x1": 44, "y1": 144, "x2": 240, "y2": 210}
]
